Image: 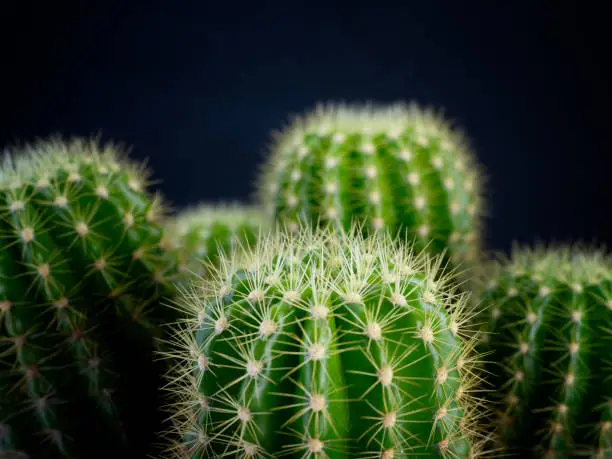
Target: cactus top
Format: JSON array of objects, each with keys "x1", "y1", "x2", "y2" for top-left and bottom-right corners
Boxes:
[
  {"x1": 482, "y1": 245, "x2": 610, "y2": 286},
  {"x1": 164, "y1": 203, "x2": 266, "y2": 237},
  {"x1": 479, "y1": 245, "x2": 612, "y2": 458},
  {"x1": 256, "y1": 102, "x2": 484, "y2": 288},
  {"x1": 160, "y1": 224, "x2": 492, "y2": 458},
  {"x1": 2, "y1": 137, "x2": 154, "y2": 199}
]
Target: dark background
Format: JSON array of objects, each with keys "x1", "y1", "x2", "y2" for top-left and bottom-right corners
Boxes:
[{"x1": 1, "y1": 1, "x2": 609, "y2": 254}]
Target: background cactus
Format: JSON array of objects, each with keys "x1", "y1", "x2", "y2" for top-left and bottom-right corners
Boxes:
[
  {"x1": 256, "y1": 102, "x2": 484, "y2": 287},
  {"x1": 477, "y1": 246, "x2": 612, "y2": 458},
  {"x1": 160, "y1": 203, "x2": 268, "y2": 282},
  {"x1": 0, "y1": 137, "x2": 180, "y2": 458},
  {"x1": 159, "y1": 224, "x2": 491, "y2": 458}
]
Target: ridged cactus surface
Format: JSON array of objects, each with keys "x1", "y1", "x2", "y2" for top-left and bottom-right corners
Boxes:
[
  {"x1": 478, "y1": 246, "x2": 612, "y2": 458},
  {"x1": 256, "y1": 102, "x2": 484, "y2": 280},
  {"x1": 160, "y1": 225, "x2": 490, "y2": 458},
  {"x1": 161, "y1": 203, "x2": 268, "y2": 280},
  {"x1": 0, "y1": 138, "x2": 179, "y2": 458}
]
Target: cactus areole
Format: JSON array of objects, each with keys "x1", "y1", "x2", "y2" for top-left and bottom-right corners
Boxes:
[
  {"x1": 0, "y1": 138, "x2": 179, "y2": 458},
  {"x1": 161, "y1": 225, "x2": 489, "y2": 458}
]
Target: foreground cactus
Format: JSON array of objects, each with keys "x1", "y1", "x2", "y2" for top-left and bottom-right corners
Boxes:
[
  {"x1": 256, "y1": 102, "x2": 484, "y2": 284},
  {"x1": 160, "y1": 224, "x2": 491, "y2": 458},
  {"x1": 478, "y1": 246, "x2": 612, "y2": 458},
  {"x1": 0, "y1": 137, "x2": 180, "y2": 458},
  {"x1": 161, "y1": 203, "x2": 268, "y2": 281}
]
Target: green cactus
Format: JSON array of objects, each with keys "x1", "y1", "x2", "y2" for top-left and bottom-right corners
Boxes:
[
  {"x1": 256, "y1": 102, "x2": 484, "y2": 286},
  {"x1": 159, "y1": 224, "x2": 492, "y2": 458},
  {"x1": 160, "y1": 203, "x2": 269, "y2": 281},
  {"x1": 0, "y1": 137, "x2": 180, "y2": 458},
  {"x1": 477, "y1": 245, "x2": 612, "y2": 458}
]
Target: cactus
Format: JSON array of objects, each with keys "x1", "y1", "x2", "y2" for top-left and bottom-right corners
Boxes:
[
  {"x1": 0, "y1": 137, "x2": 180, "y2": 458},
  {"x1": 256, "y1": 102, "x2": 484, "y2": 286},
  {"x1": 159, "y1": 224, "x2": 492, "y2": 458},
  {"x1": 477, "y1": 245, "x2": 612, "y2": 458},
  {"x1": 160, "y1": 203, "x2": 269, "y2": 281}
]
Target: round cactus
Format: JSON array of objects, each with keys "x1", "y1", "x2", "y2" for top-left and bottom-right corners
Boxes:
[
  {"x1": 477, "y1": 245, "x2": 612, "y2": 458},
  {"x1": 160, "y1": 203, "x2": 269, "y2": 281},
  {"x1": 0, "y1": 137, "x2": 180, "y2": 458},
  {"x1": 256, "y1": 102, "x2": 484, "y2": 285},
  {"x1": 159, "y1": 224, "x2": 491, "y2": 458}
]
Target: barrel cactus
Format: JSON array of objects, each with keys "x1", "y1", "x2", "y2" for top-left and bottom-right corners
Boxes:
[
  {"x1": 477, "y1": 245, "x2": 611, "y2": 458},
  {"x1": 0, "y1": 137, "x2": 180, "y2": 458},
  {"x1": 160, "y1": 203, "x2": 268, "y2": 281},
  {"x1": 256, "y1": 102, "x2": 484, "y2": 285},
  {"x1": 159, "y1": 224, "x2": 491, "y2": 458}
]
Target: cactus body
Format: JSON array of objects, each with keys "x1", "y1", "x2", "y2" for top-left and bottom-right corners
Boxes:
[
  {"x1": 0, "y1": 138, "x2": 179, "y2": 458},
  {"x1": 478, "y1": 247, "x2": 612, "y2": 458},
  {"x1": 161, "y1": 203, "x2": 268, "y2": 281},
  {"x1": 161, "y1": 225, "x2": 489, "y2": 458},
  {"x1": 256, "y1": 102, "x2": 484, "y2": 282}
]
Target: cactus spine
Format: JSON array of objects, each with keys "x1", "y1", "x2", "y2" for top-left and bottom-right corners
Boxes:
[
  {"x1": 256, "y1": 102, "x2": 484, "y2": 283},
  {"x1": 160, "y1": 225, "x2": 490, "y2": 458},
  {"x1": 0, "y1": 137, "x2": 179, "y2": 458},
  {"x1": 161, "y1": 203, "x2": 268, "y2": 280},
  {"x1": 478, "y1": 246, "x2": 612, "y2": 458}
]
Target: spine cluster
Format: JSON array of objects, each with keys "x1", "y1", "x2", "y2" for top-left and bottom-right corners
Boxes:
[
  {"x1": 160, "y1": 225, "x2": 490, "y2": 458},
  {"x1": 478, "y1": 246, "x2": 612, "y2": 458}
]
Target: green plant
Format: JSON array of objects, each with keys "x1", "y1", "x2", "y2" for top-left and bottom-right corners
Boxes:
[
  {"x1": 160, "y1": 203, "x2": 268, "y2": 282},
  {"x1": 159, "y1": 224, "x2": 491, "y2": 458},
  {"x1": 477, "y1": 246, "x2": 612, "y2": 458},
  {"x1": 0, "y1": 137, "x2": 180, "y2": 458},
  {"x1": 256, "y1": 102, "x2": 484, "y2": 286}
]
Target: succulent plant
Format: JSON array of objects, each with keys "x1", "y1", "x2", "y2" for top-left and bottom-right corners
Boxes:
[
  {"x1": 159, "y1": 224, "x2": 491, "y2": 458},
  {"x1": 477, "y1": 245, "x2": 612, "y2": 458},
  {"x1": 0, "y1": 137, "x2": 181, "y2": 458},
  {"x1": 160, "y1": 203, "x2": 268, "y2": 282},
  {"x1": 256, "y1": 102, "x2": 484, "y2": 287}
]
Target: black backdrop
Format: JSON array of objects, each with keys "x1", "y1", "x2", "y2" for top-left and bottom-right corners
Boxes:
[{"x1": 2, "y1": 0, "x2": 609, "y2": 254}]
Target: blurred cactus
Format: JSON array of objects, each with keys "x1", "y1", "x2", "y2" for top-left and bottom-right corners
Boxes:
[
  {"x1": 0, "y1": 137, "x2": 180, "y2": 458},
  {"x1": 160, "y1": 203, "x2": 268, "y2": 282},
  {"x1": 477, "y1": 245, "x2": 612, "y2": 458},
  {"x1": 256, "y1": 102, "x2": 484, "y2": 288}
]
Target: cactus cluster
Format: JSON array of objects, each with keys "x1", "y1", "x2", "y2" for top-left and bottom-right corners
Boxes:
[
  {"x1": 159, "y1": 225, "x2": 490, "y2": 458},
  {"x1": 3, "y1": 98, "x2": 602, "y2": 459},
  {"x1": 477, "y1": 246, "x2": 612, "y2": 458},
  {"x1": 256, "y1": 102, "x2": 484, "y2": 284},
  {"x1": 0, "y1": 138, "x2": 180, "y2": 458}
]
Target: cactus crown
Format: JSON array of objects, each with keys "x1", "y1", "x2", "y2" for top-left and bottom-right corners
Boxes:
[
  {"x1": 164, "y1": 203, "x2": 266, "y2": 240},
  {"x1": 257, "y1": 102, "x2": 484, "y2": 214},
  {"x1": 490, "y1": 243, "x2": 607, "y2": 276},
  {"x1": 3, "y1": 137, "x2": 152, "y2": 193},
  {"x1": 257, "y1": 100, "x2": 483, "y2": 219},
  {"x1": 159, "y1": 224, "x2": 492, "y2": 458}
]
